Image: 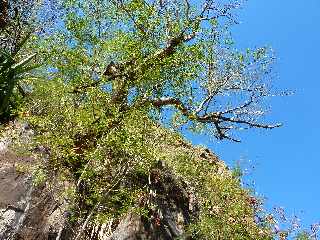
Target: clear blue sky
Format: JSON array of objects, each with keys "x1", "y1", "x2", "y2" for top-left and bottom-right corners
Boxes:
[{"x1": 189, "y1": 0, "x2": 320, "y2": 230}]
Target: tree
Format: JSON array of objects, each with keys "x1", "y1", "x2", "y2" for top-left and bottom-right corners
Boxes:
[
  {"x1": 17, "y1": 0, "x2": 286, "y2": 239},
  {"x1": 39, "y1": 0, "x2": 281, "y2": 142}
]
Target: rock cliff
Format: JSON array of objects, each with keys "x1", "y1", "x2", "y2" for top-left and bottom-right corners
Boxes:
[{"x1": 0, "y1": 122, "x2": 269, "y2": 240}]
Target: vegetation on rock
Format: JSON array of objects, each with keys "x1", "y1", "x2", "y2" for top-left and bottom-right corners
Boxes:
[{"x1": 0, "y1": 0, "x2": 314, "y2": 239}]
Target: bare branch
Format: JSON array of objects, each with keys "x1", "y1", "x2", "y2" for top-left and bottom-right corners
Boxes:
[
  {"x1": 195, "y1": 93, "x2": 214, "y2": 114},
  {"x1": 144, "y1": 96, "x2": 281, "y2": 141},
  {"x1": 198, "y1": 113, "x2": 282, "y2": 129},
  {"x1": 213, "y1": 121, "x2": 241, "y2": 142},
  {"x1": 220, "y1": 94, "x2": 255, "y2": 115}
]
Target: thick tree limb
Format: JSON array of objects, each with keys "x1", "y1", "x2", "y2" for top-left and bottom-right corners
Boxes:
[{"x1": 155, "y1": 32, "x2": 196, "y2": 60}]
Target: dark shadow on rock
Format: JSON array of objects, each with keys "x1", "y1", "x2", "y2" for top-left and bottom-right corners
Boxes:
[{"x1": 107, "y1": 161, "x2": 199, "y2": 240}]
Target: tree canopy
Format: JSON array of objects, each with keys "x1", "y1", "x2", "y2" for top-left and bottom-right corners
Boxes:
[
  {"x1": 0, "y1": 0, "x2": 301, "y2": 239},
  {"x1": 27, "y1": 0, "x2": 282, "y2": 142}
]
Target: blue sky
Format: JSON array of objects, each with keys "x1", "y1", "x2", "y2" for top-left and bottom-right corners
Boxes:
[{"x1": 189, "y1": 0, "x2": 320, "y2": 231}]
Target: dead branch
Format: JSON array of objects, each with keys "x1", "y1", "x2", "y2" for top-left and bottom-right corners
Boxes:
[{"x1": 144, "y1": 96, "x2": 281, "y2": 141}]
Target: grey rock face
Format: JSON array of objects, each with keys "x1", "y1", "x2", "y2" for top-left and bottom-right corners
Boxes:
[
  {"x1": 0, "y1": 152, "x2": 198, "y2": 240},
  {"x1": 105, "y1": 162, "x2": 199, "y2": 240},
  {"x1": 0, "y1": 124, "x2": 200, "y2": 240},
  {"x1": 0, "y1": 165, "x2": 33, "y2": 240},
  {"x1": 0, "y1": 123, "x2": 69, "y2": 240}
]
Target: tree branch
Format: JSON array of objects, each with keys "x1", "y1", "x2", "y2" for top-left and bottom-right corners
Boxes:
[
  {"x1": 111, "y1": 0, "x2": 147, "y2": 35},
  {"x1": 195, "y1": 93, "x2": 214, "y2": 114},
  {"x1": 145, "y1": 96, "x2": 281, "y2": 141},
  {"x1": 220, "y1": 95, "x2": 256, "y2": 115}
]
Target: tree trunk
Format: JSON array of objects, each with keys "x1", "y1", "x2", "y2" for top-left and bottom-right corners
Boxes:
[{"x1": 0, "y1": 0, "x2": 8, "y2": 29}]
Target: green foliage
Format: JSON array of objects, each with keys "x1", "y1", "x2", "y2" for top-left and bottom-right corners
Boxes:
[
  {"x1": 32, "y1": 166, "x2": 47, "y2": 186},
  {"x1": 295, "y1": 232, "x2": 311, "y2": 240},
  {"x1": 0, "y1": 0, "x2": 41, "y2": 123},
  {"x1": 28, "y1": 0, "x2": 281, "y2": 140},
  {"x1": 10, "y1": 0, "x2": 296, "y2": 239},
  {"x1": 0, "y1": 37, "x2": 37, "y2": 122},
  {"x1": 154, "y1": 142, "x2": 272, "y2": 239}
]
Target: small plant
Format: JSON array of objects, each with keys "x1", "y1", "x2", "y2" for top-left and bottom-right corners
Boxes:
[
  {"x1": 15, "y1": 162, "x2": 30, "y2": 174},
  {"x1": 0, "y1": 33, "x2": 38, "y2": 122},
  {"x1": 32, "y1": 166, "x2": 47, "y2": 186}
]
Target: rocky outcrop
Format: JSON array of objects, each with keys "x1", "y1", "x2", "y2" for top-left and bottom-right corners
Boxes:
[
  {"x1": 0, "y1": 161, "x2": 32, "y2": 240},
  {"x1": 104, "y1": 161, "x2": 199, "y2": 240},
  {"x1": 0, "y1": 123, "x2": 69, "y2": 240},
  {"x1": 0, "y1": 123, "x2": 202, "y2": 240},
  {"x1": 0, "y1": 162, "x2": 70, "y2": 240},
  {"x1": 0, "y1": 156, "x2": 199, "y2": 240}
]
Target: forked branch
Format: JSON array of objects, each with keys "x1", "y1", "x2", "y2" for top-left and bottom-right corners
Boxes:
[{"x1": 146, "y1": 97, "x2": 281, "y2": 141}]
